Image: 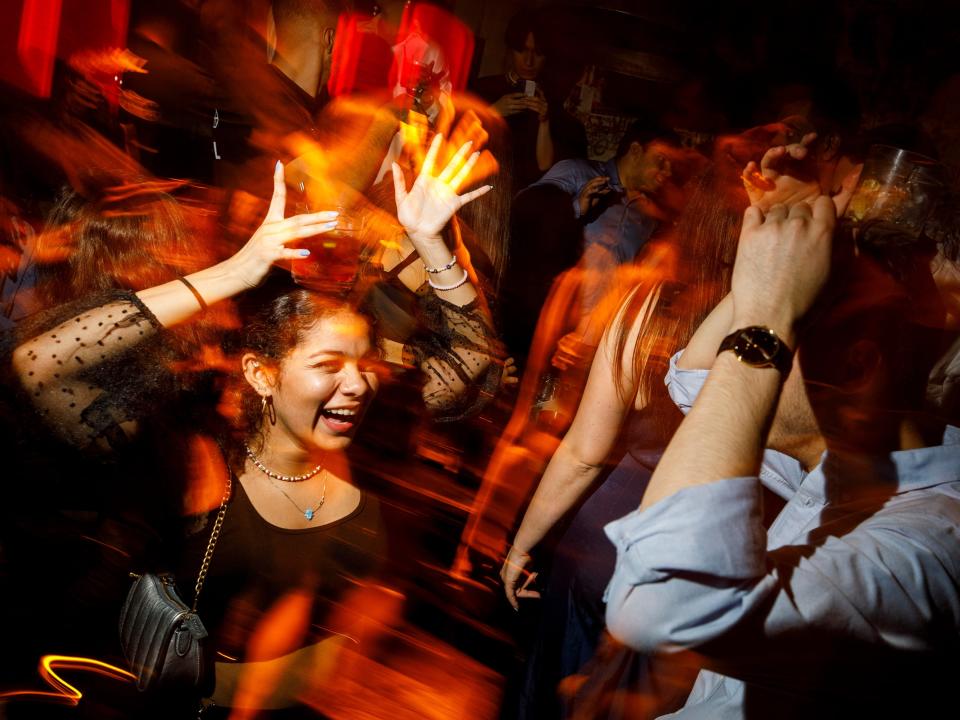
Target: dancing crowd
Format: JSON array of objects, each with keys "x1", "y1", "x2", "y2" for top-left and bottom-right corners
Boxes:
[{"x1": 2, "y1": 2, "x2": 959, "y2": 719}]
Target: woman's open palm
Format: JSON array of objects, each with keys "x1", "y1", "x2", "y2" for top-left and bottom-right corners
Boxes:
[{"x1": 392, "y1": 133, "x2": 492, "y2": 244}]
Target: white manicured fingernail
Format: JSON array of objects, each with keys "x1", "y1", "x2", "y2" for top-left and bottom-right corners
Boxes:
[
  {"x1": 276, "y1": 160, "x2": 282, "y2": 172},
  {"x1": 297, "y1": 249, "x2": 310, "y2": 257}
]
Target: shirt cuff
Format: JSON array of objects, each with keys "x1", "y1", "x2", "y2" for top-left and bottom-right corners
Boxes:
[
  {"x1": 604, "y1": 476, "x2": 766, "y2": 587},
  {"x1": 664, "y1": 349, "x2": 707, "y2": 415}
]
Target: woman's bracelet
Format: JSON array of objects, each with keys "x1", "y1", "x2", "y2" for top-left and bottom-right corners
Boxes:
[
  {"x1": 423, "y1": 256, "x2": 458, "y2": 274},
  {"x1": 427, "y1": 268, "x2": 469, "y2": 292},
  {"x1": 177, "y1": 277, "x2": 208, "y2": 311}
]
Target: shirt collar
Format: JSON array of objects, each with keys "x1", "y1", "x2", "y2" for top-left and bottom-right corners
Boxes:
[
  {"x1": 811, "y1": 433, "x2": 960, "y2": 503},
  {"x1": 759, "y1": 449, "x2": 808, "y2": 499},
  {"x1": 603, "y1": 157, "x2": 624, "y2": 192}
]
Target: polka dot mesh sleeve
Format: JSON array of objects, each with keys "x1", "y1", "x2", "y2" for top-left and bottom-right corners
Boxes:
[
  {"x1": 10, "y1": 292, "x2": 169, "y2": 449},
  {"x1": 412, "y1": 293, "x2": 505, "y2": 422}
]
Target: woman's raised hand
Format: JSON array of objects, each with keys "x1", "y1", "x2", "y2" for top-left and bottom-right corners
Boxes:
[
  {"x1": 742, "y1": 134, "x2": 860, "y2": 216},
  {"x1": 391, "y1": 134, "x2": 492, "y2": 246},
  {"x1": 741, "y1": 132, "x2": 822, "y2": 213},
  {"x1": 225, "y1": 161, "x2": 340, "y2": 289}
]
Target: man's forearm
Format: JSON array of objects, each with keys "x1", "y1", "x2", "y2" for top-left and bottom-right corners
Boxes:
[{"x1": 640, "y1": 351, "x2": 782, "y2": 510}]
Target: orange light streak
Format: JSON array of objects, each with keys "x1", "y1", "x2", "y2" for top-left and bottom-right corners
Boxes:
[{"x1": 0, "y1": 654, "x2": 134, "y2": 706}]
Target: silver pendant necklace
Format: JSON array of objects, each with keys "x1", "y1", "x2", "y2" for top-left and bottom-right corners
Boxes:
[
  {"x1": 267, "y1": 474, "x2": 327, "y2": 521},
  {"x1": 245, "y1": 444, "x2": 327, "y2": 521}
]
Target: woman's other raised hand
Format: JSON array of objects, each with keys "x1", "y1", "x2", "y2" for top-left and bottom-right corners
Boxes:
[{"x1": 391, "y1": 133, "x2": 493, "y2": 246}]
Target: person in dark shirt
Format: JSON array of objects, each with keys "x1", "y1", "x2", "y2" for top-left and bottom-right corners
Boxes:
[
  {"x1": 211, "y1": 0, "x2": 343, "y2": 205},
  {"x1": 8, "y1": 137, "x2": 491, "y2": 715},
  {"x1": 471, "y1": 9, "x2": 586, "y2": 195}
]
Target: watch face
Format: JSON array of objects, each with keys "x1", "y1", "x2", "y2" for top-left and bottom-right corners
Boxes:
[{"x1": 733, "y1": 326, "x2": 781, "y2": 367}]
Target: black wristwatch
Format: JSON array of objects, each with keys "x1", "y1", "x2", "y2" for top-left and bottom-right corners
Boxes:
[{"x1": 717, "y1": 326, "x2": 793, "y2": 375}]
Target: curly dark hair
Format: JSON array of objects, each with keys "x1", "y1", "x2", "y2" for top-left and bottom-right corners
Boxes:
[{"x1": 224, "y1": 273, "x2": 376, "y2": 467}]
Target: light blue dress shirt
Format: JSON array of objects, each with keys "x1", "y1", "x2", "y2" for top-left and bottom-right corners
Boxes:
[{"x1": 603, "y1": 351, "x2": 960, "y2": 717}]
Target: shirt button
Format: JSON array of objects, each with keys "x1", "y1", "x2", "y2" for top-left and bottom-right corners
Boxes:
[{"x1": 801, "y1": 496, "x2": 814, "y2": 507}]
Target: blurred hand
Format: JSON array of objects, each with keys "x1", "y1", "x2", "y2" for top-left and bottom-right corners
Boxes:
[
  {"x1": 502, "y1": 356, "x2": 519, "y2": 385},
  {"x1": 743, "y1": 133, "x2": 859, "y2": 216},
  {"x1": 500, "y1": 545, "x2": 539, "y2": 610},
  {"x1": 391, "y1": 133, "x2": 492, "y2": 245},
  {"x1": 551, "y1": 332, "x2": 593, "y2": 371},
  {"x1": 578, "y1": 175, "x2": 612, "y2": 217},
  {"x1": 741, "y1": 133, "x2": 820, "y2": 212},
  {"x1": 730, "y1": 197, "x2": 837, "y2": 341},
  {"x1": 224, "y1": 162, "x2": 339, "y2": 289},
  {"x1": 492, "y1": 92, "x2": 529, "y2": 118}
]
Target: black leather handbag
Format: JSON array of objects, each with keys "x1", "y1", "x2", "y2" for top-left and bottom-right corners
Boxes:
[{"x1": 118, "y1": 473, "x2": 231, "y2": 693}]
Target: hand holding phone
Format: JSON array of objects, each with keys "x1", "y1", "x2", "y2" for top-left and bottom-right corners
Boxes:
[{"x1": 577, "y1": 175, "x2": 612, "y2": 216}]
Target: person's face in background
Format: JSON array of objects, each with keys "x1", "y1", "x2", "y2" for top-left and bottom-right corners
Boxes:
[
  {"x1": 511, "y1": 32, "x2": 545, "y2": 81},
  {"x1": 621, "y1": 140, "x2": 675, "y2": 195}
]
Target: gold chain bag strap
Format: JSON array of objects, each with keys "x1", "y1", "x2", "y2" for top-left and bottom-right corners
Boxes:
[{"x1": 118, "y1": 461, "x2": 232, "y2": 694}]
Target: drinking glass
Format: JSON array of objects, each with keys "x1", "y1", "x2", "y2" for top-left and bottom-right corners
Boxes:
[
  {"x1": 843, "y1": 144, "x2": 945, "y2": 238},
  {"x1": 290, "y1": 201, "x2": 364, "y2": 294}
]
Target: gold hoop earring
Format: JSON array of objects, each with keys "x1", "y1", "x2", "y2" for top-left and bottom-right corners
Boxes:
[{"x1": 261, "y1": 395, "x2": 276, "y2": 426}]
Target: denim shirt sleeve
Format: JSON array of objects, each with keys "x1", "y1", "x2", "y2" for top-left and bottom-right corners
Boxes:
[{"x1": 530, "y1": 159, "x2": 590, "y2": 218}]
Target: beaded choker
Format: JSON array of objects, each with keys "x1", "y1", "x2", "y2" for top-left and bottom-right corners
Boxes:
[{"x1": 244, "y1": 445, "x2": 323, "y2": 483}]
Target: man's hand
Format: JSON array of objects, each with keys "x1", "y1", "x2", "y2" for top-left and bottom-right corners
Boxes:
[
  {"x1": 730, "y1": 197, "x2": 837, "y2": 344},
  {"x1": 578, "y1": 176, "x2": 612, "y2": 216}
]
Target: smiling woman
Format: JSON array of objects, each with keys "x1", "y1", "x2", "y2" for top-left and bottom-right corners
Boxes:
[
  {"x1": 171, "y1": 286, "x2": 391, "y2": 717},
  {"x1": 6, "y1": 149, "x2": 483, "y2": 715}
]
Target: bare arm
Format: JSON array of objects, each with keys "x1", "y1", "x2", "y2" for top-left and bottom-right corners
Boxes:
[
  {"x1": 137, "y1": 163, "x2": 338, "y2": 326},
  {"x1": 391, "y1": 134, "x2": 501, "y2": 415},
  {"x1": 638, "y1": 199, "x2": 835, "y2": 511},
  {"x1": 501, "y1": 286, "x2": 658, "y2": 608},
  {"x1": 524, "y1": 92, "x2": 554, "y2": 172},
  {"x1": 676, "y1": 292, "x2": 733, "y2": 370},
  {"x1": 677, "y1": 132, "x2": 859, "y2": 374},
  {"x1": 535, "y1": 119, "x2": 556, "y2": 172},
  {"x1": 12, "y1": 163, "x2": 338, "y2": 447}
]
